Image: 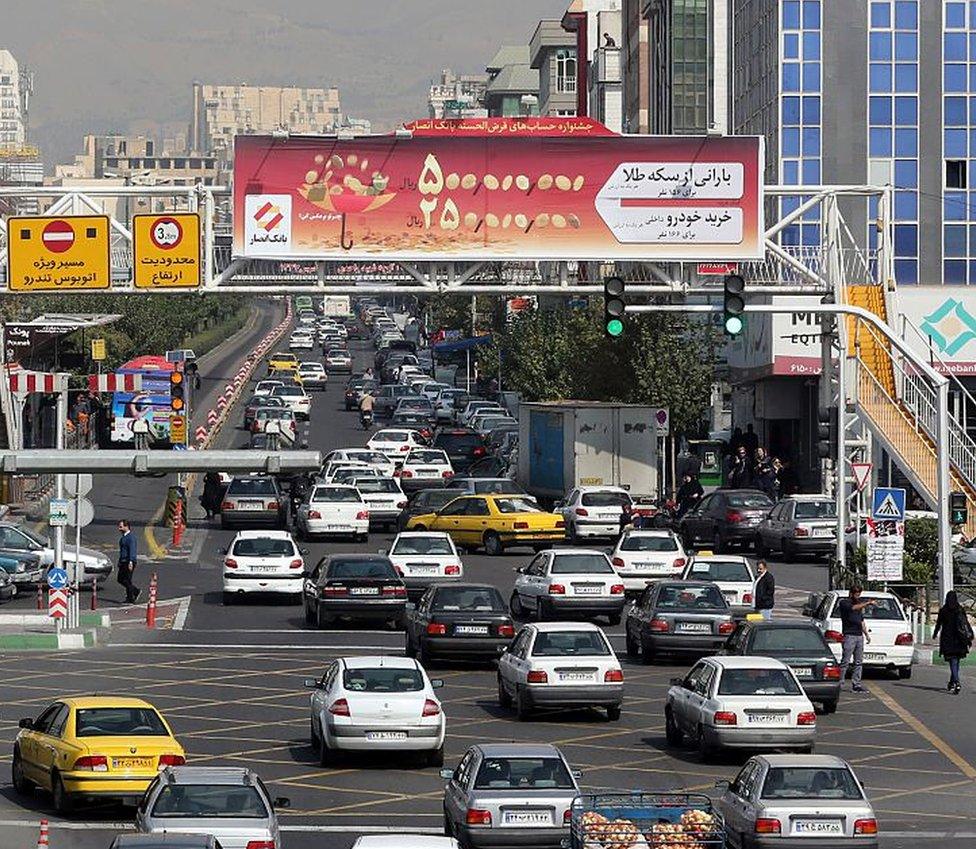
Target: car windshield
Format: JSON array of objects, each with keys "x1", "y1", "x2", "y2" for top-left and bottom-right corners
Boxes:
[
  {"x1": 392, "y1": 536, "x2": 454, "y2": 555},
  {"x1": 0, "y1": 526, "x2": 43, "y2": 548},
  {"x1": 474, "y1": 480, "x2": 522, "y2": 495},
  {"x1": 750, "y1": 627, "x2": 830, "y2": 655},
  {"x1": 494, "y1": 497, "x2": 542, "y2": 514},
  {"x1": 343, "y1": 667, "x2": 423, "y2": 692},
  {"x1": 419, "y1": 490, "x2": 465, "y2": 509},
  {"x1": 727, "y1": 493, "x2": 773, "y2": 508},
  {"x1": 550, "y1": 554, "x2": 613, "y2": 575},
  {"x1": 432, "y1": 586, "x2": 505, "y2": 612},
  {"x1": 255, "y1": 408, "x2": 291, "y2": 420},
  {"x1": 273, "y1": 386, "x2": 304, "y2": 397},
  {"x1": 227, "y1": 478, "x2": 276, "y2": 496},
  {"x1": 717, "y1": 667, "x2": 802, "y2": 696},
  {"x1": 347, "y1": 451, "x2": 387, "y2": 465},
  {"x1": 761, "y1": 767, "x2": 863, "y2": 800},
  {"x1": 232, "y1": 538, "x2": 295, "y2": 557},
  {"x1": 687, "y1": 560, "x2": 753, "y2": 582},
  {"x1": 327, "y1": 559, "x2": 397, "y2": 579},
  {"x1": 354, "y1": 479, "x2": 400, "y2": 494},
  {"x1": 859, "y1": 597, "x2": 906, "y2": 620},
  {"x1": 435, "y1": 433, "x2": 483, "y2": 450},
  {"x1": 312, "y1": 487, "x2": 361, "y2": 503},
  {"x1": 657, "y1": 585, "x2": 727, "y2": 610},
  {"x1": 581, "y1": 492, "x2": 630, "y2": 507},
  {"x1": 407, "y1": 451, "x2": 447, "y2": 464},
  {"x1": 474, "y1": 758, "x2": 575, "y2": 790},
  {"x1": 532, "y1": 630, "x2": 611, "y2": 657},
  {"x1": 75, "y1": 707, "x2": 169, "y2": 737},
  {"x1": 794, "y1": 500, "x2": 837, "y2": 519},
  {"x1": 620, "y1": 534, "x2": 678, "y2": 552},
  {"x1": 151, "y1": 784, "x2": 268, "y2": 818}
]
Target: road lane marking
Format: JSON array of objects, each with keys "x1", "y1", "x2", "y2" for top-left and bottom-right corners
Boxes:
[
  {"x1": 867, "y1": 681, "x2": 976, "y2": 779},
  {"x1": 871, "y1": 777, "x2": 975, "y2": 802}
]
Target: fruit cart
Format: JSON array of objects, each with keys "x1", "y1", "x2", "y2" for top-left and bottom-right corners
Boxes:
[{"x1": 570, "y1": 792, "x2": 725, "y2": 849}]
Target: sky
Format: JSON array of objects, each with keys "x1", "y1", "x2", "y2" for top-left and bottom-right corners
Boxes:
[{"x1": 4, "y1": 0, "x2": 567, "y2": 170}]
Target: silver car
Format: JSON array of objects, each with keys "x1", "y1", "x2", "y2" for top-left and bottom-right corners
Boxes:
[
  {"x1": 716, "y1": 754, "x2": 878, "y2": 848},
  {"x1": 111, "y1": 835, "x2": 223, "y2": 848},
  {"x1": 441, "y1": 743, "x2": 581, "y2": 849},
  {"x1": 136, "y1": 766, "x2": 288, "y2": 849},
  {"x1": 755, "y1": 494, "x2": 837, "y2": 559}
]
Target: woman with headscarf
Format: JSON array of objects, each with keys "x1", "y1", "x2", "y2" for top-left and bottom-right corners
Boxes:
[{"x1": 932, "y1": 591, "x2": 974, "y2": 694}]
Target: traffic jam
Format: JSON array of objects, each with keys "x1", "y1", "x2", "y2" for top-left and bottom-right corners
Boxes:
[{"x1": 9, "y1": 297, "x2": 915, "y2": 849}]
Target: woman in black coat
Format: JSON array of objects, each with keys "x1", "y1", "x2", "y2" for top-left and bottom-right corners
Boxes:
[{"x1": 932, "y1": 591, "x2": 974, "y2": 694}]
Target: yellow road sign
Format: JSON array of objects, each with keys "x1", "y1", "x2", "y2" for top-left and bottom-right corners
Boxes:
[
  {"x1": 90, "y1": 338, "x2": 106, "y2": 361},
  {"x1": 6, "y1": 216, "x2": 111, "y2": 292},
  {"x1": 133, "y1": 213, "x2": 201, "y2": 288},
  {"x1": 169, "y1": 414, "x2": 187, "y2": 445}
]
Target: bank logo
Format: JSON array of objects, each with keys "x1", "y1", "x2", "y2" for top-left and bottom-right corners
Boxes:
[
  {"x1": 920, "y1": 298, "x2": 976, "y2": 356},
  {"x1": 244, "y1": 194, "x2": 292, "y2": 255}
]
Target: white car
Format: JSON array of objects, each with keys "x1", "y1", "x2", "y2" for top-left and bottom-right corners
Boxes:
[
  {"x1": 323, "y1": 448, "x2": 396, "y2": 478},
  {"x1": 367, "y1": 428, "x2": 425, "y2": 463},
  {"x1": 420, "y1": 382, "x2": 452, "y2": 402},
  {"x1": 809, "y1": 590, "x2": 914, "y2": 678},
  {"x1": 253, "y1": 379, "x2": 284, "y2": 398},
  {"x1": 665, "y1": 656, "x2": 817, "y2": 758},
  {"x1": 354, "y1": 838, "x2": 458, "y2": 849},
  {"x1": 398, "y1": 366, "x2": 425, "y2": 385},
  {"x1": 297, "y1": 484, "x2": 369, "y2": 541},
  {"x1": 681, "y1": 554, "x2": 756, "y2": 616},
  {"x1": 298, "y1": 362, "x2": 328, "y2": 391},
  {"x1": 332, "y1": 467, "x2": 384, "y2": 487},
  {"x1": 350, "y1": 476, "x2": 407, "y2": 530},
  {"x1": 250, "y1": 407, "x2": 298, "y2": 445},
  {"x1": 222, "y1": 530, "x2": 305, "y2": 605},
  {"x1": 387, "y1": 531, "x2": 463, "y2": 598},
  {"x1": 459, "y1": 401, "x2": 503, "y2": 426},
  {"x1": 398, "y1": 448, "x2": 455, "y2": 491},
  {"x1": 559, "y1": 486, "x2": 632, "y2": 542},
  {"x1": 0, "y1": 523, "x2": 113, "y2": 585},
  {"x1": 305, "y1": 656, "x2": 446, "y2": 766},
  {"x1": 320, "y1": 459, "x2": 372, "y2": 483},
  {"x1": 510, "y1": 548, "x2": 626, "y2": 625},
  {"x1": 497, "y1": 622, "x2": 623, "y2": 720},
  {"x1": 271, "y1": 383, "x2": 312, "y2": 420},
  {"x1": 326, "y1": 349, "x2": 353, "y2": 372},
  {"x1": 610, "y1": 529, "x2": 687, "y2": 592},
  {"x1": 289, "y1": 333, "x2": 315, "y2": 350}
]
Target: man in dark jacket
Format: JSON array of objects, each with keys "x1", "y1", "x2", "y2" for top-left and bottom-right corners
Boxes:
[
  {"x1": 729, "y1": 446, "x2": 752, "y2": 489},
  {"x1": 755, "y1": 560, "x2": 775, "y2": 620},
  {"x1": 676, "y1": 473, "x2": 705, "y2": 518},
  {"x1": 117, "y1": 519, "x2": 140, "y2": 603}
]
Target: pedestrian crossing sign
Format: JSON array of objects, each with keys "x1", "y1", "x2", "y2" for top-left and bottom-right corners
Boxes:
[{"x1": 872, "y1": 487, "x2": 906, "y2": 521}]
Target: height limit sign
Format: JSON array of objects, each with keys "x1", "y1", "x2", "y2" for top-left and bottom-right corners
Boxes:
[{"x1": 133, "y1": 213, "x2": 201, "y2": 289}]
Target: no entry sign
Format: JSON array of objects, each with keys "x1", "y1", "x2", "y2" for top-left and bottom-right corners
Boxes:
[
  {"x1": 6, "y1": 215, "x2": 111, "y2": 291},
  {"x1": 42, "y1": 219, "x2": 75, "y2": 253}
]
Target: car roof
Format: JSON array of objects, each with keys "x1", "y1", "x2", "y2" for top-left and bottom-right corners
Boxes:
[
  {"x1": 161, "y1": 766, "x2": 260, "y2": 785},
  {"x1": 827, "y1": 589, "x2": 901, "y2": 600},
  {"x1": 548, "y1": 548, "x2": 608, "y2": 557},
  {"x1": 232, "y1": 530, "x2": 293, "y2": 540},
  {"x1": 576, "y1": 485, "x2": 628, "y2": 493},
  {"x1": 623, "y1": 529, "x2": 676, "y2": 537},
  {"x1": 394, "y1": 531, "x2": 452, "y2": 538},
  {"x1": 706, "y1": 656, "x2": 789, "y2": 670},
  {"x1": 339, "y1": 655, "x2": 420, "y2": 670},
  {"x1": 756, "y1": 753, "x2": 851, "y2": 768},
  {"x1": 782, "y1": 493, "x2": 831, "y2": 502},
  {"x1": 475, "y1": 743, "x2": 562, "y2": 758},
  {"x1": 745, "y1": 618, "x2": 820, "y2": 630},
  {"x1": 654, "y1": 580, "x2": 719, "y2": 589},
  {"x1": 111, "y1": 836, "x2": 217, "y2": 848},
  {"x1": 530, "y1": 621, "x2": 606, "y2": 634},
  {"x1": 315, "y1": 483, "x2": 359, "y2": 491},
  {"x1": 59, "y1": 695, "x2": 157, "y2": 709},
  {"x1": 690, "y1": 553, "x2": 750, "y2": 563},
  {"x1": 355, "y1": 838, "x2": 457, "y2": 849}
]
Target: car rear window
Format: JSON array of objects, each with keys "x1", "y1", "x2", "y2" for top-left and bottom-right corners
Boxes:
[
  {"x1": 494, "y1": 497, "x2": 543, "y2": 514},
  {"x1": 75, "y1": 707, "x2": 169, "y2": 737},
  {"x1": 232, "y1": 538, "x2": 295, "y2": 557},
  {"x1": 343, "y1": 667, "x2": 423, "y2": 692},
  {"x1": 392, "y1": 536, "x2": 454, "y2": 555},
  {"x1": 474, "y1": 480, "x2": 523, "y2": 495},
  {"x1": 727, "y1": 493, "x2": 773, "y2": 508},
  {"x1": 375, "y1": 431, "x2": 408, "y2": 442},
  {"x1": 794, "y1": 501, "x2": 837, "y2": 519},
  {"x1": 749, "y1": 627, "x2": 830, "y2": 655},
  {"x1": 348, "y1": 451, "x2": 388, "y2": 465},
  {"x1": 550, "y1": 554, "x2": 614, "y2": 575},
  {"x1": 474, "y1": 758, "x2": 574, "y2": 790},
  {"x1": 857, "y1": 597, "x2": 906, "y2": 621},
  {"x1": 581, "y1": 491, "x2": 631, "y2": 507},
  {"x1": 227, "y1": 478, "x2": 276, "y2": 496},
  {"x1": 532, "y1": 630, "x2": 611, "y2": 657},
  {"x1": 434, "y1": 432, "x2": 484, "y2": 450},
  {"x1": 432, "y1": 586, "x2": 506, "y2": 612},
  {"x1": 354, "y1": 478, "x2": 401, "y2": 494},
  {"x1": 312, "y1": 487, "x2": 362, "y2": 503},
  {"x1": 273, "y1": 386, "x2": 304, "y2": 397},
  {"x1": 687, "y1": 560, "x2": 753, "y2": 582},
  {"x1": 716, "y1": 667, "x2": 802, "y2": 696},
  {"x1": 326, "y1": 559, "x2": 397, "y2": 580},
  {"x1": 419, "y1": 489, "x2": 466, "y2": 508},
  {"x1": 761, "y1": 767, "x2": 863, "y2": 800},
  {"x1": 656, "y1": 585, "x2": 727, "y2": 610},
  {"x1": 620, "y1": 534, "x2": 678, "y2": 552},
  {"x1": 151, "y1": 784, "x2": 268, "y2": 818},
  {"x1": 407, "y1": 450, "x2": 448, "y2": 464}
]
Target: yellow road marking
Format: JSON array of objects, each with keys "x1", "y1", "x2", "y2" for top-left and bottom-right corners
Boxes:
[
  {"x1": 867, "y1": 681, "x2": 976, "y2": 779},
  {"x1": 144, "y1": 497, "x2": 168, "y2": 559},
  {"x1": 870, "y1": 777, "x2": 975, "y2": 802}
]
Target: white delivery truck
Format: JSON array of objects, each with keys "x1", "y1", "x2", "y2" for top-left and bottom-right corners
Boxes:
[{"x1": 322, "y1": 295, "x2": 351, "y2": 318}]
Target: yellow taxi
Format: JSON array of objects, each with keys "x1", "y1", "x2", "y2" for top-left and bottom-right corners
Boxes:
[
  {"x1": 406, "y1": 493, "x2": 565, "y2": 555},
  {"x1": 268, "y1": 351, "x2": 299, "y2": 373},
  {"x1": 12, "y1": 696, "x2": 185, "y2": 812}
]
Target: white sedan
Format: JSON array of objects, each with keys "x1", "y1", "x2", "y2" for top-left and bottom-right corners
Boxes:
[
  {"x1": 305, "y1": 655, "x2": 446, "y2": 766},
  {"x1": 610, "y1": 529, "x2": 687, "y2": 592},
  {"x1": 558, "y1": 486, "x2": 632, "y2": 542},
  {"x1": 324, "y1": 448, "x2": 397, "y2": 478},
  {"x1": 497, "y1": 622, "x2": 623, "y2": 720},
  {"x1": 665, "y1": 656, "x2": 816, "y2": 759},
  {"x1": 398, "y1": 448, "x2": 455, "y2": 491},
  {"x1": 289, "y1": 333, "x2": 315, "y2": 350},
  {"x1": 325, "y1": 349, "x2": 353, "y2": 372},
  {"x1": 387, "y1": 531, "x2": 463, "y2": 598},
  {"x1": 253, "y1": 379, "x2": 284, "y2": 398},
  {"x1": 367, "y1": 428, "x2": 425, "y2": 463},
  {"x1": 271, "y1": 383, "x2": 312, "y2": 420},
  {"x1": 681, "y1": 554, "x2": 756, "y2": 617},
  {"x1": 222, "y1": 530, "x2": 306, "y2": 605},
  {"x1": 351, "y1": 476, "x2": 407, "y2": 530},
  {"x1": 297, "y1": 485, "x2": 369, "y2": 541}
]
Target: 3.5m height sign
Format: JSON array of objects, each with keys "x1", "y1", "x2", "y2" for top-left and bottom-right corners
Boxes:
[{"x1": 233, "y1": 124, "x2": 764, "y2": 262}]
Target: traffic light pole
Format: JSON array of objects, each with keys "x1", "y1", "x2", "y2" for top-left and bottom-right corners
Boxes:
[{"x1": 625, "y1": 301, "x2": 954, "y2": 599}]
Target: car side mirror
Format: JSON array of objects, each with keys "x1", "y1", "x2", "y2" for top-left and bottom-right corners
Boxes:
[
  {"x1": 670, "y1": 677, "x2": 684, "y2": 687},
  {"x1": 572, "y1": 769, "x2": 582, "y2": 779},
  {"x1": 300, "y1": 548, "x2": 310, "y2": 555},
  {"x1": 303, "y1": 678, "x2": 320, "y2": 689},
  {"x1": 273, "y1": 796, "x2": 291, "y2": 809},
  {"x1": 379, "y1": 548, "x2": 388, "y2": 555},
  {"x1": 439, "y1": 768, "x2": 454, "y2": 780},
  {"x1": 714, "y1": 780, "x2": 730, "y2": 791},
  {"x1": 514, "y1": 566, "x2": 524, "y2": 574},
  {"x1": 18, "y1": 718, "x2": 33, "y2": 729},
  {"x1": 217, "y1": 548, "x2": 227, "y2": 556},
  {"x1": 430, "y1": 679, "x2": 445, "y2": 689}
]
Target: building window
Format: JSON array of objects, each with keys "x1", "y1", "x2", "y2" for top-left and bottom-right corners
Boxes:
[
  {"x1": 556, "y1": 49, "x2": 577, "y2": 93},
  {"x1": 947, "y1": 159, "x2": 968, "y2": 189}
]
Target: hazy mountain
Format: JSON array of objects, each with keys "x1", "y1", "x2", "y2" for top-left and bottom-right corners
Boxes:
[{"x1": 4, "y1": 0, "x2": 566, "y2": 170}]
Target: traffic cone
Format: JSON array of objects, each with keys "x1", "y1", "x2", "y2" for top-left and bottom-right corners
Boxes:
[
  {"x1": 36, "y1": 584, "x2": 43, "y2": 610},
  {"x1": 146, "y1": 572, "x2": 158, "y2": 629},
  {"x1": 36, "y1": 818, "x2": 49, "y2": 848},
  {"x1": 172, "y1": 499, "x2": 185, "y2": 547},
  {"x1": 90, "y1": 578, "x2": 98, "y2": 611}
]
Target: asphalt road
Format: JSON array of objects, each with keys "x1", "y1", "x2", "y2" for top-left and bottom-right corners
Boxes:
[{"x1": 0, "y1": 315, "x2": 974, "y2": 849}]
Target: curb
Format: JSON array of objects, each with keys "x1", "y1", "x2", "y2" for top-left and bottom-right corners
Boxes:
[
  {"x1": 914, "y1": 646, "x2": 976, "y2": 667},
  {"x1": 0, "y1": 628, "x2": 99, "y2": 650}
]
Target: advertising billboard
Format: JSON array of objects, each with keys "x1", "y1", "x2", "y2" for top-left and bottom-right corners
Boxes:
[{"x1": 233, "y1": 127, "x2": 764, "y2": 262}]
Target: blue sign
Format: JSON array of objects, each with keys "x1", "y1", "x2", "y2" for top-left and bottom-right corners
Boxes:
[
  {"x1": 47, "y1": 567, "x2": 69, "y2": 590},
  {"x1": 872, "y1": 487, "x2": 906, "y2": 521}
]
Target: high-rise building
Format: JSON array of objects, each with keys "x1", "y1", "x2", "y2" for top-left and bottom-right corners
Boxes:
[
  {"x1": 0, "y1": 49, "x2": 28, "y2": 150},
  {"x1": 428, "y1": 69, "x2": 489, "y2": 118},
  {"x1": 622, "y1": 0, "x2": 651, "y2": 132}
]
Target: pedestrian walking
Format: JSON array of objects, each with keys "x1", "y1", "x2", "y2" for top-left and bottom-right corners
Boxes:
[
  {"x1": 754, "y1": 560, "x2": 775, "y2": 619},
  {"x1": 838, "y1": 585, "x2": 876, "y2": 692},
  {"x1": 117, "y1": 520, "x2": 141, "y2": 604},
  {"x1": 200, "y1": 471, "x2": 223, "y2": 520},
  {"x1": 675, "y1": 473, "x2": 704, "y2": 518},
  {"x1": 932, "y1": 591, "x2": 974, "y2": 694},
  {"x1": 729, "y1": 446, "x2": 752, "y2": 489}
]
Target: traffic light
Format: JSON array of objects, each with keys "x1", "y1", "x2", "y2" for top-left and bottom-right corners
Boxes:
[
  {"x1": 723, "y1": 274, "x2": 746, "y2": 336},
  {"x1": 950, "y1": 491, "x2": 968, "y2": 526},
  {"x1": 169, "y1": 370, "x2": 185, "y2": 412},
  {"x1": 603, "y1": 276, "x2": 626, "y2": 338},
  {"x1": 817, "y1": 407, "x2": 837, "y2": 459}
]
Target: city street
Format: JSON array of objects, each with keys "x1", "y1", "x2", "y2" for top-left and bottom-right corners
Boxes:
[{"x1": 0, "y1": 326, "x2": 972, "y2": 848}]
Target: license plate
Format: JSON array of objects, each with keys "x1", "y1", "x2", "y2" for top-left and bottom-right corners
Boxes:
[
  {"x1": 747, "y1": 712, "x2": 787, "y2": 724},
  {"x1": 791, "y1": 666, "x2": 814, "y2": 678},
  {"x1": 406, "y1": 564, "x2": 438, "y2": 574},
  {"x1": 794, "y1": 820, "x2": 843, "y2": 835},
  {"x1": 503, "y1": 811, "x2": 552, "y2": 827},
  {"x1": 573, "y1": 584, "x2": 602, "y2": 595},
  {"x1": 677, "y1": 622, "x2": 710, "y2": 633},
  {"x1": 416, "y1": 469, "x2": 436, "y2": 476},
  {"x1": 251, "y1": 565, "x2": 279, "y2": 573},
  {"x1": 240, "y1": 501, "x2": 264, "y2": 511},
  {"x1": 864, "y1": 652, "x2": 886, "y2": 661},
  {"x1": 350, "y1": 586, "x2": 380, "y2": 595},
  {"x1": 112, "y1": 757, "x2": 153, "y2": 770},
  {"x1": 455, "y1": 625, "x2": 488, "y2": 635},
  {"x1": 558, "y1": 671, "x2": 595, "y2": 682},
  {"x1": 812, "y1": 528, "x2": 834, "y2": 537},
  {"x1": 722, "y1": 591, "x2": 737, "y2": 601},
  {"x1": 365, "y1": 731, "x2": 407, "y2": 740}
]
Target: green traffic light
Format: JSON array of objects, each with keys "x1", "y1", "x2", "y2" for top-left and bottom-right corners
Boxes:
[
  {"x1": 607, "y1": 318, "x2": 624, "y2": 337},
  {"x1": 725, "y1": 315, "x2": 744, "y2": 336}
]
